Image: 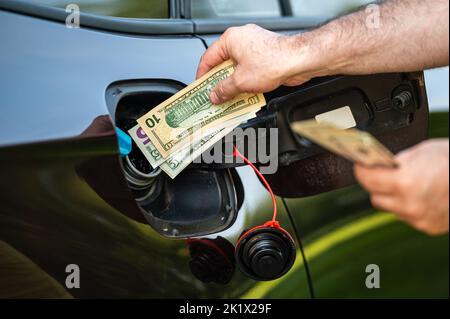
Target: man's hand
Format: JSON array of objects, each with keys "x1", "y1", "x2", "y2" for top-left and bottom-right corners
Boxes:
[
  {"x1": 196, "y1": 1, "x2": 448, "y2": 105},
  {"x1": 196, "y1": 24, "x2": 318, "y2": 104},
  {"x1": 354, "y1": 139, "x2": 449, "y2": 235}
]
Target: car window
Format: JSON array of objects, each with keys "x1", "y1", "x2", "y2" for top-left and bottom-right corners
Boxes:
[
  {"x1": 26, "y1": 0, "x2": 169, "y2": 19},
  {"x1": 290, "y1": 0, "x2": 375, "y2": 19},
  {"x1": 191, "y1": 0, "x2": 282, "y2": 18}
]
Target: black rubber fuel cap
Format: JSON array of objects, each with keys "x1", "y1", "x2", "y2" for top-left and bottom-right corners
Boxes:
[
  {"x1": 188, "y1": 237, "x2": 235, "y2": 284},
  {"x1": 235, "y1": 227, "x2": 296, "y2": 281}
]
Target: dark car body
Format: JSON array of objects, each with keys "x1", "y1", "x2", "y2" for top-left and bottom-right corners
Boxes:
[{"x1": 0, "y1": 0, "x2": 448, "y2": 298}]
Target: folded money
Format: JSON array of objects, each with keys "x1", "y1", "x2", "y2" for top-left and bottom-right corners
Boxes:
[
  {"x1": 291, "y1": 120, "x2": 398, "y2": 168},
  {"x1": 159, "y1": 113, "x2": 256, "y2": 178},
  {"x1": 136, "y1": 60, "x2": 266, "y2": 159},
  {"x1": 129, "y1": 112, "x2": 256, "y2": 178}
]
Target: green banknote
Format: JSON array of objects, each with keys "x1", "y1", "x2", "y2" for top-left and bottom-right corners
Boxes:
[
  {"x1": 136, "y1": 60, "x2": 266, "y2": 159},
  {"x1": 129, "y1": 113, "x2": 256, "y2": 178}
]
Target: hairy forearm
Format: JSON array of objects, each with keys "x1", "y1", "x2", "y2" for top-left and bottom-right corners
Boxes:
[{"x1": 290, "y1": 0, "x2": 449, "y2": 78}]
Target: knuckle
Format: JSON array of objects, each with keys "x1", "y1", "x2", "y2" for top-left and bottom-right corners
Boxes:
[
  {"x1": 426, "y1": 227, "x2": 444, "y2": 236},
  {"x1": 245, "y1": 23, "x2": 258, "y2": 29},
  {"x1": 370, "y1": 196, "x2": 382, "y2": 210},
  {"x1": 370, "y1": 196, "x2": 378, "y2": 208},
  {"x1": 393, "y1": 177, "x2": 410, "y2": 193},
  {"x1": 232, "y1": 74, "x2": 243, "y2": 87},
  {"x1": 199, "y1": 52, "x2": 206, "y2": 64},
  {"x1": 354, "y1": 170, "x2": 367, "y2": 185},
  {"x1": 216, "y1": 82, "x2": 227, "y2": 97},
  {"x1": 413, "y1": 220, "x2": 433, "y2": 235},
  {"x1": 234, "y1": 74, "x2": 252, "y2": 93},
  {"x1": 224, "y1": 27, "x2": 236, "y2": 37},
  {"x1": 354, "y1": 166, "x2": 369, "y2": 181},
  {"x1": 423, "y1": 228, "x2": 438, "y2": 236},
  {"x1": 405, "y1": 202, "x2": 423, "y2": 219}
]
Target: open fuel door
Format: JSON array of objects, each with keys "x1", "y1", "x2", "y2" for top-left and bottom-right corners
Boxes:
[{"x1": 249, "y1": 72, "x2": 428, "y2": 197}]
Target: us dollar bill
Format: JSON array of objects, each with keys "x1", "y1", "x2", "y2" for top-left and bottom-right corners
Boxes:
[
  {"x1": 136, "y1": 60, "x2": 266, "y2": 159},
  {"x1": 129, "y1": 112, "x2": 256, "y2": 178},
  {"x1": 159, "y1": 113, "x2": 256, "y2": 178},
  {"x1": 291, "y1": 120, "x2": 398, "y2": 168}
]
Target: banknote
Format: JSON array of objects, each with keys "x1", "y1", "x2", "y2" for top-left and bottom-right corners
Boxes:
[
  {"x1": 130, "y1": 112, "x2": 256, "y2": 178},
  {"x1": 291, "y1": 120, "x2": 398, "y2": 168},
  {"x1": 160, "y1": 113, "x2": 255, "y2": 179},
  {"x1": 128, "y1": 124, "x2": 164, "y2": 169},
  {"x1": 136, "y1": 60, "x2": 266, "y2": 159}
]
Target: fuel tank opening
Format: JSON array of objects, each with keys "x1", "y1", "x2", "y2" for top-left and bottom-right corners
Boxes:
[{"x1": 106, "y1": 80, "x2": 244, "y2": 238}]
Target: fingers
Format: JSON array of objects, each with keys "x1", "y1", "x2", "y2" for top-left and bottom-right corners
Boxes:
[
  {"x1": 370, "y1": 194, "x2": 424, "y2": 231},
  {"x1": 354, "y1": 164, "x2": 398, "y2": 194},
  {"x1": 196, "y1": 35, "x2": 239, "y2": 104},
  {"x1": 209, "y1": 71, "x2": 242, "y2": 104},
  {"x1": 370, "y1": 194, "x2": 402, "y2": 213},
  {"x1": 196, "y1": 37, "x2": 230, "y2": 79}
]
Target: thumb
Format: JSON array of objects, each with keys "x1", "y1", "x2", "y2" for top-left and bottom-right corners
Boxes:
[{"x1": 209, "y1": 73, "x2": 241, "y2": 104}]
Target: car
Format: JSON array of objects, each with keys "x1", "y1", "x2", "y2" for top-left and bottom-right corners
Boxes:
[{"x1": 0, "y1": 0, "x2": 448, "y2": 298}]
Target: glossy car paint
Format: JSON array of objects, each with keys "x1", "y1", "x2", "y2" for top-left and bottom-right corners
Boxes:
[{"x1": 0, "y1": 4, "x2": 448, "y2": 299}]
